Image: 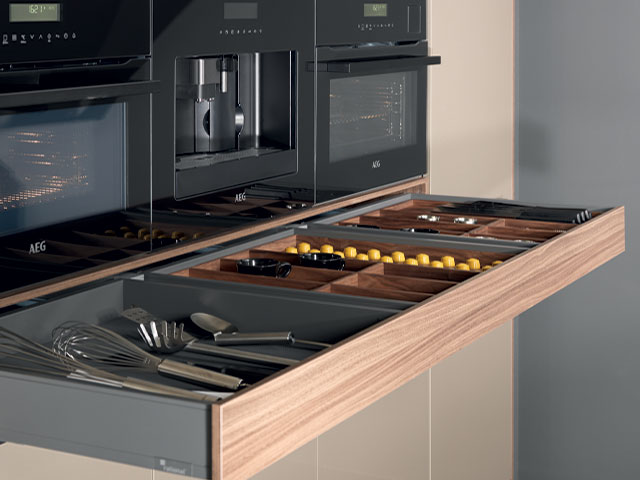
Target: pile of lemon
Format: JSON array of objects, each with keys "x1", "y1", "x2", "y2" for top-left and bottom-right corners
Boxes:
[{"x1": 285, "y1": 242, "x2": 503, "y2": 271}]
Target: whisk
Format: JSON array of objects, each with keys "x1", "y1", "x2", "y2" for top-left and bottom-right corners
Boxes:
[
  {"x1": 52, "y1": 322, "x2": 247, "y2": 391},
  {"x1": 0, "y1": 326, "x2": 215, "y2": 402}
]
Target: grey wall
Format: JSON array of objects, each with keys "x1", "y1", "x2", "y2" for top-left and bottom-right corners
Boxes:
[{"x1": 516, "y1": 1, "x2": 640, "y2": 479}]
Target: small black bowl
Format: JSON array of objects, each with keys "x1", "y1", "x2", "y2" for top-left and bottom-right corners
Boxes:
[
  {"x1": 236, "y1": 258, "x2": 292, "y2": 278},
  {"x1": 299, "y1": 252, "x2": 345, "y2": 271}
]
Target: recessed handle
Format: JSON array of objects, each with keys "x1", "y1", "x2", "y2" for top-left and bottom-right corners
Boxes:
[
  {"x1": 308, "y1": 55, "x2": 441, "y2": 74},
  {"x1": 0, "y1": 80, "x2": 160, "y2": 109}
]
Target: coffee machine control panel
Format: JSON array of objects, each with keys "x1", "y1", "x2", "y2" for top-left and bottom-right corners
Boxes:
[{"x1": 218, "y1": 2, "x2": 263, "y2": 36}]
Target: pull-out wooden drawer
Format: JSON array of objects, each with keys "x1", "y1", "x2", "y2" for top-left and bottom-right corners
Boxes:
[{"x1": 0, "y1": 194, "x2": 625, "y2": 480}]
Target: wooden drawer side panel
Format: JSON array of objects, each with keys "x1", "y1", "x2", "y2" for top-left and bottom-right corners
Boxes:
[{"x1": 213, "y1": 206, "x2": 624, "y2": 480}]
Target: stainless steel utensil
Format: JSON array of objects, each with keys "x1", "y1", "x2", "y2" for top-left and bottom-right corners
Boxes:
[
  {"x1": 0, "y1": 326, "x2": 215, "y2": 402},
  {"x1": 137, "y1": 319, "x2": 299, "y2": 367},
  {"x1": 417, "y1": 215, "x2": 440, "y2": 222},
  {"x1": 453, "y1": 217, "x2": 478, "y2": 225},
  {"x1": 121, "y1": 307, "x2": 299, "y2": 367},
  {"x1": 52, "y1": 322, "x2": 247, "y2": 390},
  {"x1": 190, "y1": 312, "x2": 331, "y2": 349}
]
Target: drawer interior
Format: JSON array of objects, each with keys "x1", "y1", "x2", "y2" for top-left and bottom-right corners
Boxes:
[
  {"x1": 334, "y1": 198, "x2": 577, "y2": 242},
  {"x1": 171, "y1": 233, "x2": 513, "y2": 302},
  {"x1": 0, "y1": 276, "x2": 403, "y2": 477}
]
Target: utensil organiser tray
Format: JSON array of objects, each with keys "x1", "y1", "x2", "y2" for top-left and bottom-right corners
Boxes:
[{"x1": 0, "y1": 193, "x2": 625, "y2": 480}]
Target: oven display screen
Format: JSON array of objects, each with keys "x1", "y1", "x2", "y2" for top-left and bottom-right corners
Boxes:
[
  {"x1": 364, "y1": 3, "x2": 387, "y2": 17},
  {"x1": 224, "y1": 2, "x2": 258, "y2": 20},
  {"x1": 10, "y1": 3, "x2": 61, "y2": 22}
]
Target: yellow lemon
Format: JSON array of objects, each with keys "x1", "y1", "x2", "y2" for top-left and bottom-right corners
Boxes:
[
  {"x1": 285, "y1": 246, "x2": 298, "y2": 254},
  {"x1": 456, "y1": 263, "x2": 470, "y2": 271},
  {"x1": 380, "y1": 256, "x2": 394, "y2": 263},
  {"x1": 297, "y1": 242, "x2": 311, "y2": 254},
  {"x1": 391, "y1": 251, "x2": 405, "y2": 263},
  {"x1": 441, "y1": 255, "x2": 455, "y2": 268},
  {"x1": 356, "y1": 253, "x2": 370, "y2": 261},
  {"x1": 430, "y1": 260, "x2": 444, "y2": 268},
  {"x1": 467, "y1": 258, "x2": 481, "y2": 270},
  {"x1": 405, "y1": 258, "x2": 419, "y2": 266},
  {"x1": 320, "y1": 244, "x2": 334, "y2": 253},
  {"x1": 416, "y1": 253, "x2": 430, "y2": 265},
  {"x1": 492, "y1": 260, "x2": 504, "y2": 266},
  {"x1": 344, "y1": 246, "x2": 358, "y2": 258},
  {"x1": 309, "y1": 248, "x2": 321, "y2": 253},
  {"x1": 334, "y1": 251, "x2": 345, "y2": 258},
  {"x1": 482, "y1": 265, "x2": 492, "y2": 271},
  {"x1": 367, "y1": 249, "x2": 381, "y2": 261}
]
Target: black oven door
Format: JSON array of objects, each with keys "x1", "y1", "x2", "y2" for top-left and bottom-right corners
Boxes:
[
  {"x1": 314, "y1": 46, "x2": 440, "y2": 203},
  {"x1": 0, "y1": 66, "x2": 158, "y2": 296}
]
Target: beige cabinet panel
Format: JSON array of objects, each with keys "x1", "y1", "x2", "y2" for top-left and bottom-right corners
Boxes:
[
  {"x1": 317, "y1": 372, "x2": 430, "y2": 480},
  {"x1": 0, "y1": 443, "x2": 151, "y2": 480},
  {"x1": 249, "y1": 440, "x2": 317, "y2": 480},
  {"x1": 428, "y1": 0, "x2": 515, "y2": 199},
  {"x1": 431, "y1": 322, "x2": 513, "y2": 480}
]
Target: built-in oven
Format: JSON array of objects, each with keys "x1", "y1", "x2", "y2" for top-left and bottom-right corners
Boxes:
[
  {"x1": 312, "y1": 0, "x2": 440, "y2": 203},
  {"x1": 0, "y1": 0, "x2": 156, "y2": 295}
]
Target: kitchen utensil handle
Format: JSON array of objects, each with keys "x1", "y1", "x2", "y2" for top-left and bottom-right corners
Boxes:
[
  {"x1": 214, "y1": 332, "x2": 294, "y2": 345},
  {"x1": 185, "y1": 342, "x2": 300, "y2": 367},
  {"x1": 293, "y1": 339, "x2": 332, "y2": 349},
  {"x1": 158, "y1": 359, "x2": 245, "y2": 390},
  {"x1": 121, "y1": 377, "x2": 216, "y2": 402}
]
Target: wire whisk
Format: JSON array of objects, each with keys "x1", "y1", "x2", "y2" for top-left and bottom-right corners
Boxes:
[
  {"x1": 52, "y1": 322, "x2": 247, "y2": 390},
  {"x1": 0, "y1": 326, "x2": 214, "y2": 402}
]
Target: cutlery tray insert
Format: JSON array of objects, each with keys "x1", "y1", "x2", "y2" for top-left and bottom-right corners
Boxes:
[
  {"x1": 331, "y1": 197, "x2": 578, "y2": 242},
  {"x1": 170, "y1": 232, "x2": 515, "y2": 302}
]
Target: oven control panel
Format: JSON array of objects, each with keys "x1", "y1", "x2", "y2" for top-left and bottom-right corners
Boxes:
[
  {"x1": 317, "y1": 0, "x2": 425, "y2": 46},
  {"x1": 0, "y1": 0, "x2": 149, "y2": 66}
]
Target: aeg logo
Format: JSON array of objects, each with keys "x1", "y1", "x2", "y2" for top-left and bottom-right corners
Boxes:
[
  {"x1": 29, "y1": 241, "x2": 47, "y2": 255},
  {"x1": 235, "y1": 192, "x2": 247, "y2": 203},
  {"x1": 372, "y1": 160, "x2": 382, "y2": 169}
]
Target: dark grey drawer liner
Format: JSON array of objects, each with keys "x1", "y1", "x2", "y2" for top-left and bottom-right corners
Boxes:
[{"x1": 0, "y1": 277, "x2": 404, "y2": 477}]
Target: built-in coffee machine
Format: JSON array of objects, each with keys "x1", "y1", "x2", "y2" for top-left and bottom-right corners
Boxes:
[{"x1": 153, "y1": 0, "x2": 314, "y2": 201}]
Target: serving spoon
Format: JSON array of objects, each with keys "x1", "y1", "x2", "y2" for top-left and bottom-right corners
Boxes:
[{"x1": 190, "y1": 312, "x2": 331, "y2": 350}]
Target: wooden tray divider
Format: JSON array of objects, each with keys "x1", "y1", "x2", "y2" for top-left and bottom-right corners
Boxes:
[
  {"x1": 380, "y1": 263, "x2": 477, "y2": 281},
  {"x1": 185, "y1": 268, "x2": 325, "y2": 290},
  {"x1": 332, "y1": 272, "x2": 456, "y2": 295}
]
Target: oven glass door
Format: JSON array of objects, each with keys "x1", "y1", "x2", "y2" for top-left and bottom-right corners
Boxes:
[
  {"x1": 0, "y1": 102, "x2": 126, "y2": 237},
  {"x1": 315, "y1": 56, "x2": 429, "y2": 203},
  {"x1": 0, "y1": 83, "x2": 153, "y2": 297}
]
